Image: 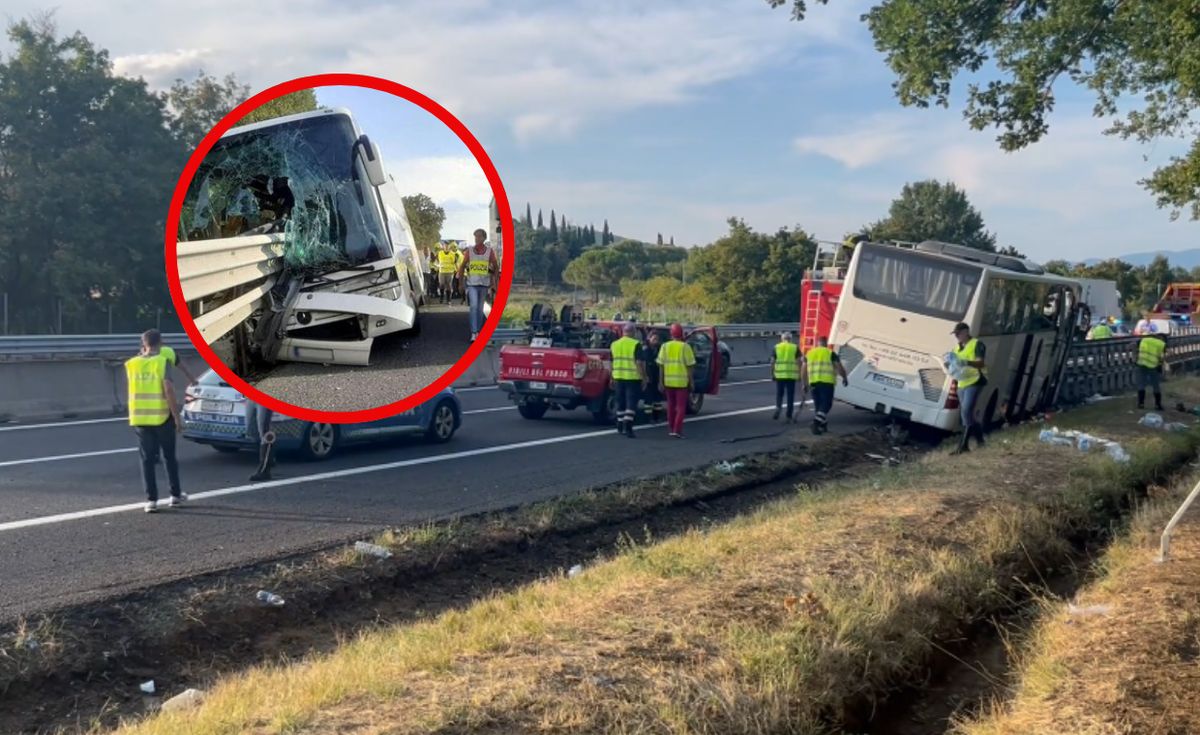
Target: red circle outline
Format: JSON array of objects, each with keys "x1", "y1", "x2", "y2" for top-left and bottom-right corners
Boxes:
[{"x1": 165, "y1": 73, "x2": 514, "y2": 424}]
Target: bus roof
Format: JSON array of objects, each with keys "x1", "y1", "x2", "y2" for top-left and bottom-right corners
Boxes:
[
  {"x1": 219, "y1": 107, "x2": 357, "y2": 139},
  {"x1": 860, "y1": 240, "x2": 1075, "y2": 287}
]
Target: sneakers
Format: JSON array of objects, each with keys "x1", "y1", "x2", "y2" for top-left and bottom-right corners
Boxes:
[
  {"x1": 144, "y1": 501, "x2": 158, "y2": 513},
  {"x1": 170, "y1": 493, "x2": 188, "y2": 507}
]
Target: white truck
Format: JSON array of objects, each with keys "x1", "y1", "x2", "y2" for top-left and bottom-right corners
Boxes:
[
  {"x1": 1070, "y1": 278, "x2": 1121, "y2": 323},
  {"x1": 177, "y1": 108, "x2": 425, "y2": 369}
]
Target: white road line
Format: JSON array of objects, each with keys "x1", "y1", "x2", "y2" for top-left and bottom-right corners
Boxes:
[
  {"x1": 463, "y1": 406, "x2": 515, "y2": 415},
  {"x1": 728, "y1": 364, "x2": 768, "y2": 371},
  {"x1": 0, "y1": 417, "x2": 126, "y2": 432},
  {"x1": 0, "y1": 448, "x2": 138, "y2": 468},
  {"x1": 0, "y1": 404, "x2": 779, "y2": 533}
]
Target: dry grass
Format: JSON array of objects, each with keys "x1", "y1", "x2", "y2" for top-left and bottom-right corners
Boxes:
[
  {"x1": 956, "y1": 475, "x2": 1200, "y2": 735},
  {"x1": 108, "y1": 384, "x2": 1200, "y2": 735}
]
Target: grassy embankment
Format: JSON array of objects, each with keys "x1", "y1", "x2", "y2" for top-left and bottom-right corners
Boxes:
[
  {"x1": 116, "y1": 384, "x2": 1200, "y2": 734},
  {"x1": 958, "y1": 467, "x2": 1200, "y2": 735}
]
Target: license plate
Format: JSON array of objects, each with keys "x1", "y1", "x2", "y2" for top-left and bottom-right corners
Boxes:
[
  {"x1": 870, "y1": 373, "x2": 905, "y2": 389},
  {"x1": 529, "y1": 381, "x2": 548, "y2": 390},
  {"x1": 197, "y1": 399, "x2": 233, "y2": 413},
  {"x1": 191, "y1": 412, "x2": 242, "y2": 425},
  {"x1": 530, "y1": 337, "x2": 552, "y2": 348}
]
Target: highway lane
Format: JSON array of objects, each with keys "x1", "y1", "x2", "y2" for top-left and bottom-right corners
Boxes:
[{"x1": 0, "y1": 366, "x2": 883, "y2": 619}]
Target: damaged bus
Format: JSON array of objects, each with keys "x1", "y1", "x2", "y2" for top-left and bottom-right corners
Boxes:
[{"x1": 178, "y1": 108, "x2": 425, "y2": 369}]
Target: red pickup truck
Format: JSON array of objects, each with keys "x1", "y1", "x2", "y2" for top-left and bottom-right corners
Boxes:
[{"x1": 498, "y1": 310, "x2": 722, "y2": 424}]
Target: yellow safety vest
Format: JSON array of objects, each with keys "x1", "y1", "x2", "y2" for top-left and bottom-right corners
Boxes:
[
  {"x1": 465, "y1": 246, "x2": 493, "y2": 286},
  {"x1": 657, "y1": 340, "x2": 695, "y2": 388},
  {"x1": 806, "y1": 346, "x2": 836, "y2": 385},
  {"x1": 126, "y1": 354, "x2": 170, "y2": 426},
  {"x1": 611, "y1": 336, "x2": 641, "y2": 382},
  {"x1": 1137, "y1": 337, "x2": 1166, "y2": 369},
  {"x1": 437, "y1": 250, "x2": 458, "y2": 273},
  {"x1": 773, "y1": 342, "x2": 798, "y2": 380},
  {"x1": 1088, "y1": 324, "x2": 1113, "y2": 340},
  {"x1": 953, "y1": 338, "x2": 984, "y2": 388}
]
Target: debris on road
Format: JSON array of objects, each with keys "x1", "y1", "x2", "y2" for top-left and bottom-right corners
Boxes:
[
  {"x1": 713, "y1": 460, "x2": 744, "y2": 474},
  {"x1": 353, "y1": 541, "x2": 394, "y2": 559},
  {"x1": 1039, "y1": 427, "x2": 1130, "y2": 463},
  {"x1": 256, "y1": 590, "x2": 285, "y2": 607},
  {"x1": 139, "y1": 680, "x2": 155, "y2": 695},
  {"x1": 1084, "y1": 394, "x2": 1114, "y2": 404},
  {"x1": 865, "y1": 452, "x2": 901, "y2": 467},
  {"x1": 567, "y1": 564, "x2": 584, "y2": 578},
  {"x1": 1067, "y1": 602, "x2": 1113, "y2": 617},
  {"x1": 161, "y1": 688, "x2": 206, "y2": 712}
]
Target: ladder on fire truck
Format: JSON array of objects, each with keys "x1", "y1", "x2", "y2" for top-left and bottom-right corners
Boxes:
[{"x1": 800, "y1": 239, "x2": 857, "y2": 351}]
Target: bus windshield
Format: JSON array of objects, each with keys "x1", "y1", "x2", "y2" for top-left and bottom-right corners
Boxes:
[
  {"x1": 180, "y1": 114, "x2": 392, "y2": 273},
  {"x1": 852, "y1": 244, "x2": 981, "y2": 322}
]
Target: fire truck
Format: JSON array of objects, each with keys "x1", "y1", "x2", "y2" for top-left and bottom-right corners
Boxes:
[{"x1": 798, "y1": 239, "x2": 857, "y2": 351}]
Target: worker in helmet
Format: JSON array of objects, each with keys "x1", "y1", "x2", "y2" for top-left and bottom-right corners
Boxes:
[{"x1": 656, "y1": 323, "x2": 695, "y2": 438}]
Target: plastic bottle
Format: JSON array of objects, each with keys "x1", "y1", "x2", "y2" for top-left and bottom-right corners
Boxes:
[
  {"x1": 1077, "y1": 435, "x2": 1093, "y2": 452},
  {"x1": 1106, "y1": 443, "x2": 1130, "y2": 463},
  {"x1": 354, "y1": 541, "x2": 394, "y2": 559},
  {"x1": 256, "y1": 590, "x2": 285, "y2": 607}
]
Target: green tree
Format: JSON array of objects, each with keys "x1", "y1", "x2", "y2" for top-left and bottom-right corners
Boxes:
[
  {"x1": 563, "y1": 248, "x2": 631, "y2": 300},
  {"x1": 1042, "y1": 259, "x2": 1076, "y2": 276},
  {"x1": 166, "y1": 71, "x2": 248, "y2": 149},
  {"x1": 401, "y1": 193, "x2": 446, "y2": 252},
  {"x1": 769, "y1": 0, "x2": 1200, "y2": 219},
  {"x1": 549, "y1": 209, "x2": 558, "y2": 239},
  {"x1": 868, "y1": 180, "x2": 996, "y2": 252},
  {"x1": 0, "y1": 16, "x2": 182, "y2": 334},
  {"x1": 687, "y1": 218, "x2": 815, "y2": 322},
  {"x1": 524, "y1": 202, "x2": 532, "y2": 227},
  {"x1": 602, "y1": 219, "x2": 611, "y2": 244},
  {"x1": 234, "y1": 88, "x2": 318, "y2": 126}
]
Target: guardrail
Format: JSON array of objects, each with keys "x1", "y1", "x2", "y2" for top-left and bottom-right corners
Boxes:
[{"x1": 178, "y1": 233, "x2": 285, "y2": 344}]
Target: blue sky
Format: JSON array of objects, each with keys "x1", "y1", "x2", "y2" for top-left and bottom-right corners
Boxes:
[{"x1": 5, "y1": 0, "x2": 1196, "y2": 261}]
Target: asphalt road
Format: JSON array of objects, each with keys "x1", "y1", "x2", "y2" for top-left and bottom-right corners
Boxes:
[
  {"x1": 0, "y1": 365, "x2": 885, "y2": 621},
  {"x1": 251, "y1": 302, "x2": 474, "y2": 412}
]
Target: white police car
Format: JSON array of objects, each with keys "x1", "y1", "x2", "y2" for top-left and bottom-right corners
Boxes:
[{"x1": 182, "y1": 369, "x2": 462, "y2": 460}]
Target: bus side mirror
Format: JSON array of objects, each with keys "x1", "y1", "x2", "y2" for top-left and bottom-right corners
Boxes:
[{"x1": 358, "y1": 135, "x2": 387, "y2": 187}]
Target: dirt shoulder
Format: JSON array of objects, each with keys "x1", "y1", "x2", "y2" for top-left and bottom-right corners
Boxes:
[
  {"x1": 104, "y1": 383, "x2": 1200, "y2": 735},
  {"x1": 958, "y1": 475, "x2": 1200, "y2": 735}
]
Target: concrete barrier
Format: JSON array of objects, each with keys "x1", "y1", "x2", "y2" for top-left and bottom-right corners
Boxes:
[
  {"x1": 0, "y1": 355, "x2": 208, "y2": 424},
  {"x1": 452, "y1": 345, "x2": 500, "y2": 388}
]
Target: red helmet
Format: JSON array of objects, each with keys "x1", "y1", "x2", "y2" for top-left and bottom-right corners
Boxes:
[{"x1": 670, "y1": 323, "x2": 684, "y2": 340}]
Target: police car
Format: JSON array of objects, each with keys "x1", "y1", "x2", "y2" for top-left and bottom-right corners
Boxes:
[{"x1": 182, "y1": 369, "x2": 462, "y2": 460}]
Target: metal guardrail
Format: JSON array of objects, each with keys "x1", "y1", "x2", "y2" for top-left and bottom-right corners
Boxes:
[
  {"x1": 1057, "y1": 327, "x2": 1200, "y2": 403},
  {"x1": 0, "y1": 323, "x2": 797, "y2": 359},
  {"x1": 178, "y1": 234, "x2": 285, "y2": 344}
]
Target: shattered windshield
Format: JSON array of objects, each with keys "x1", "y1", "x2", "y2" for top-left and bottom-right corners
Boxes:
[{"x1": 180, "y1": 114, "x2": 392, "y2": 274}]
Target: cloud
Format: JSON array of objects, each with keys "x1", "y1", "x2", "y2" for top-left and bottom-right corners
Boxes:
[
  {"x1": 112, "y1": 48, "x2": 211, "y2": 82},
  {"x1": 389, "y1": 155, "x2": 492, "y2": 239},
  {"x1": 792, "y1": 115, "x2": 915, "y2": 168}
]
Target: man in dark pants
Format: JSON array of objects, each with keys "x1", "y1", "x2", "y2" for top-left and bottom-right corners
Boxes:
[
  {"x1": 125, "y1": 329, "x2": 186, "y2": 513},
  {"x1": 610, "y1": 322, "x2": 646, "y2": 437},
  {"x1": 642, "y1": 329, "x2": 664, "y2": 422},
  {"x1": 802, "y1": 336, "x2": 849, "y2": 435},
  {"x1": 771, "y1": 331, "x2": 802, "y2": 422},
  {"x1": 949, "y1": 322, "x2": 988, "y2": 454},
  {"x1": 246, "y1": 402, "x2": 277, "y2": 482},
  {"x1": 1136, "y1": 331, "x2": 1167, "y2": 411}
]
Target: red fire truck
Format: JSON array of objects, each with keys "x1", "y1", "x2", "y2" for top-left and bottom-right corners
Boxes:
[{"x1": 798, "y1": 240, "x2": 857, "y2": 351}]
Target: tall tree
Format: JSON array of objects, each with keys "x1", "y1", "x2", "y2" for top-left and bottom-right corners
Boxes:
[
  {"x1": 401, "y1": 194, "x2": 446, "y2": 253},
  {"x1": 656, "y1": 233, "x2": 664, "y2": 246},
  {"x1": 868, "y1": 180, "x2": 997, "y2": 251},
  {"x1": 234, "y1": 88, "x2": 318, "y2": 126},
  {"x1": 669, "y1": 235, "x2": 675, "y2": 247},
  {"x1": 0, "y1": 16, "x2": 182, "y2": 334},
  {"x1": 560, "y1": 213, "x2": 566, "y2": 237},
  {"x1": 166, "y1": 71, "x2": 248, "y2": 149},
  {"x1": 537, "y1": 209, "x2": 544, "y2": 230},
  {"x1": 770, "y1": 0, "x2": 1200, "y2": 220},
  {"x1": 602, "y1": 220, "x2": 611, "y2": 245},
  {"x1": 524, "y1": 202, "x2": 532, "y2": 227},
  {"x1": 549, "y1": 209, "x2": 558, "y2": 239}
]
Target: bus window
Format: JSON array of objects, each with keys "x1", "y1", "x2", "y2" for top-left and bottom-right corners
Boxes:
[{"x1": 852, "y1": 244, "x2": 980, "y2": 321}]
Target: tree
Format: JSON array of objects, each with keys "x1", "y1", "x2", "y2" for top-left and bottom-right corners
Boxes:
[
  {"x1": 537, "y1": 210, "x2": 544, "y2": 229},
  {"x1": 549, "y1": 209, "x2": 558, "y2": 239},
  {"x1": 867, "y1": 180, "x2": 996, "y2": 252},
  {"x1": 602, "y1": 220, "x2": 611, "y2": 245},
  {"x1": 234, "y1": 88, "x2": 318, "y2": 126},
  {"x1": 997, "y1": 245, "x2": 1026, "y2": 258},
  {"x1": 769, "y1": 0, "x2": 1200, "y2": 220},
  {"x1": 166, "y1": 71, "x2": 248, "y2": 149},
  {"x1": 524, "y1": 202, "x2": 532, "y2": 227},
  {"x1": 0, "y1": 16, "x2": 182, "y2": 334},
  {"x1": 657, "y1": 233, "x2": 664, "y2": 246},
  {"x1": 563, "y1": 248, "x2": 631, "y2": 300},
  {"x1": 669, "y1": 236, "x2": 675, "y2": 247},
  {"x1": 401, "y1": 194, "x2": 446, "y2": 253}
]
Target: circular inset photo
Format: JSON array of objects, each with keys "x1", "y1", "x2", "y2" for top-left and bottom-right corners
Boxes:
[{"x1": 167, "y1": 74, "x2": 513, "y2": 423}]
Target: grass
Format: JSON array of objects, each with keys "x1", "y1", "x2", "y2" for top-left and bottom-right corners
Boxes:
[
  {"x1": 955, "y1": 469, "x2": 1200, "y2": 735},
  {"x1": 110, "y1": 382, "x2": 1200, "y2": 734}
]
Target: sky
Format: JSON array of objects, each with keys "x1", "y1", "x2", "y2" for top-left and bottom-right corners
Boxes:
[{"x1": 4, "y1": 0, "x2": 1196, "y2": 261}]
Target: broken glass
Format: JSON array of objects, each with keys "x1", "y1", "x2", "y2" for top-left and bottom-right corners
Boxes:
[{"x1": 180, "y1": 113, "x2": 392, "y2": 277}]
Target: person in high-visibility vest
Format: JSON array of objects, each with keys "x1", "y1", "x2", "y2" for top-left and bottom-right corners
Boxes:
[
  {"x1": 610, "y1": 322, "x2": 647, "y2": 438},
  {"x1": 1136, "y1": 332, "x2": 1167, "y2": 411},
  {"x1": 1087, "y1": 321, "x2": 1113, "y2": 340},
  {"x1": 656, "y1": 323, "x2": 696, "y2": 438},
  {"x1": 949, "y1": 322, "x2": 988, "y2": 454},
  {"x1": 125, "y1": 329, "x2": 185, "y2": 513},
  {"x1": 158, "y1": 344, "x2": 199, "y2": 386},
  {"x1": 771, "y1": 331, "x2": 802, "y2": 422},
  {"x1": 801, "y1": 335, "x2": 848, "y2": 435},
  {"x1": 641, "y1": 328, "x2": 665, "y2": 423},
  {"x1": 437, "y1": 241, "x2": 458, "y2": 304},
  {"x1": 457, "y1": 228, "x2": 500, "y2": 342}
]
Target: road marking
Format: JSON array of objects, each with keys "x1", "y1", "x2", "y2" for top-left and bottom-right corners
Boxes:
[
  {"x1": 0, "y1": 448, "x2": 138, "y2": 468},
  {"x1": 0, "y1": 417, "x2": 126, "y2": 432},
  {"x1": 463, "y1": 406, "x2": 515, "y2": 415},
  {"x1": 0, "y1": 404, "x2": 779, "y2": 533}
]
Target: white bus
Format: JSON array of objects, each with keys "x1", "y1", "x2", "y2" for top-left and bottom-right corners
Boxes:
[
  {"x1": 180, "y1": 108, "x2": 425, "y2": 367},
  {"x1": 827, "y1": 240, "x2": 1082, "y2": 431}
]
